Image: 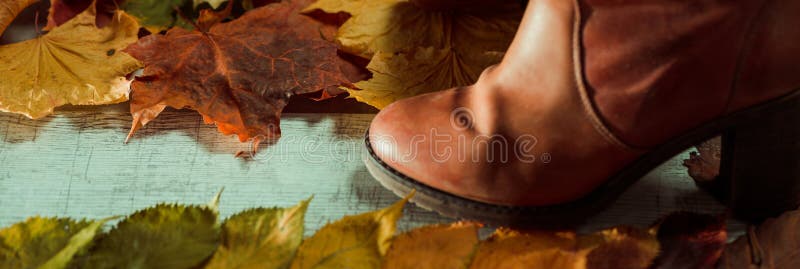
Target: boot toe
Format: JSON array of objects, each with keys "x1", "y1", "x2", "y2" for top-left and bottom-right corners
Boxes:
[{"x1": 366, "y1": 89, "x2": 467, "y2": 192}]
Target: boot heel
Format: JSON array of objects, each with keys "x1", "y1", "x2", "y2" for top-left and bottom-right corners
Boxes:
[{"x1": 721, "y1": 94, "x2": 800, "y2": 221}]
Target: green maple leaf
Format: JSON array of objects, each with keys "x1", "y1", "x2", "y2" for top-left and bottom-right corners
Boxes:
[
  {"x1": 0, "y1": 217, "x2": 110, "y2": 269},
  {"x1": 205, "y1": 198, "x2": 311, "y2": 269},
  {"x1": 83, "y1": 204, "x2": 220, "y2": 269}
]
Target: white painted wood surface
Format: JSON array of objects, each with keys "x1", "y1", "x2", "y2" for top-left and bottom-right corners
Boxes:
[{"x1": 0, "y1": 104, "x2": 744, "y2": 236}]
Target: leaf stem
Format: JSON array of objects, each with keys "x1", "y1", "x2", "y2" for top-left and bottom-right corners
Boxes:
[{"x1": 35, "y1": 10, "x2": 41, "y2": 35}]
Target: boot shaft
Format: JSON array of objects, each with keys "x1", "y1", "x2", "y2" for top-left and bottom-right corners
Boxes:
[{"x1": 580, "y1": 0, "x2": 800, "y2": 148}]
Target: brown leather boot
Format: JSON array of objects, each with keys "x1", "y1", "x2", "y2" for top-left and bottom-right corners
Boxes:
[{"x1": 364, "y1": 0, "x2": 800, "y2": 226}]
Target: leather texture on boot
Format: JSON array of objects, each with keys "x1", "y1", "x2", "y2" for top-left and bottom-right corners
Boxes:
[
  {"x1": 368, "y1": 0, "x2": 800, "y2": 206},
  {"x1": 584, "y1": 0, "x2": 800, "y2": 148}
]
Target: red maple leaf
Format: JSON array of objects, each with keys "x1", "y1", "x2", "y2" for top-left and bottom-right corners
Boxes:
[{"x1": 123, "y1": 0, "x2": 352, "y2": 150}]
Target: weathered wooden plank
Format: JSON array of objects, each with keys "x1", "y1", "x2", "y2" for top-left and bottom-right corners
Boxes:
[{"x1": 0, "y1": 105, "x2": 743, "y2": 237}]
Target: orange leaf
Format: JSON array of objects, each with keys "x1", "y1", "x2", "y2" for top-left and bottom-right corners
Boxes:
[
  {"x1": 469, "y1": 229, "x2": 585, "y2": 269},
  {"x1": 469, "y1": 226, "x2": 659, "y2": 269},
  {"x1": 382, "y1": 222, "x2": 481, "y2": 269}
]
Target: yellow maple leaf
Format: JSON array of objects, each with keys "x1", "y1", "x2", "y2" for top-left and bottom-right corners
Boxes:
[
  {"x1": 289, "y1": 197, "x2": 409, "y2": 269},
  {"x1": 350, "y1": 47, "x2": 503, "y2": 109},
  {"x1": 304, "y1": 0, "x2": 521, "y2": 109},
  {"x1": 303, "y1": 0, "x2": 518, "y2": 59},
  {"x1": 382, "y1": 222, "x2": 481, "y2": 269},
  {"x1": 0, "y1": 6, "x2": 141, "y2": 119},
  {"x1": 83, "y1": 204, "x2": 220, "y2": 269},
  {"x1": 0, "y1": 217, "x2": 110, "y2": 269},
  {"x1": 205, "y1": 198, "x2": 311, "y2": 269}
]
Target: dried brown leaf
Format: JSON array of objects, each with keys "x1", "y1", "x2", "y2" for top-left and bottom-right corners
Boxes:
[
  {"x1": 649, "y1": 212, "x2": 727, "y2": 269},
  {"x1": 717, "y1": 208, "x2": 800, "y2": 269}
]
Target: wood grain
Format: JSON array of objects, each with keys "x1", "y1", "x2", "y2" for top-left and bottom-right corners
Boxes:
[{"x1": 0, "y1": 104, "x2": 744, "y2": 237}]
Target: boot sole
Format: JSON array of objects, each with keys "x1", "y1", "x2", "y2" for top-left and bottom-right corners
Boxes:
[{"x1": 363, "y1": 89, "x2": 800, "y2": 228}]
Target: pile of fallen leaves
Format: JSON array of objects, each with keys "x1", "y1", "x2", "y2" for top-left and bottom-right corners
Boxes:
[
  {"x1": 0, "y1": 0, "x2": 520, "y2": 149},
  {"x1": 1, "y1": 192, "x2": 798, "y2": 268},
  {"x1": 303, "y1": 0, "x2": 522, "y2": 109}
]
